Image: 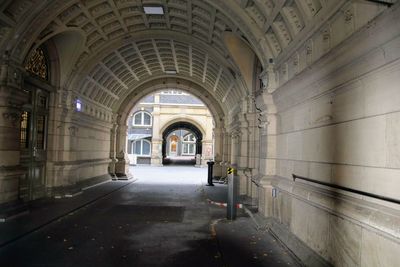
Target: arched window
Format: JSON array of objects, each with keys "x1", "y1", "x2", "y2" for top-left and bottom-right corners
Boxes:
[
  {"x1": 25, "y1": 47, "x2": 49, "y2": 80},
  {"x1": 182, "y1": 133, "x2": 196, "y2": 155},
  {"x1": 133, "y1": 111, "x2": 152, "y2": 126},
  {"x1": 132, "y1": 139, "x2": 151, "y2": 156},
  {"x1": 183, "y1": 133, "x2": 196, "y2": 142}
]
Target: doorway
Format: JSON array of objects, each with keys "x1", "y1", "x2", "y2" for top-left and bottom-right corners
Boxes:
[
  {"x1": 169, "y1": 135, "x2": 179, "y2": 157},
  {"x1": 19, "y1": 85, "x2": 49, "y2": 201}
]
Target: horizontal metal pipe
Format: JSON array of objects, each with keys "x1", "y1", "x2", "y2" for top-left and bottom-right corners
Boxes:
[{"x1": 292, "y1": 174, "x2": 400, "y2": 205}]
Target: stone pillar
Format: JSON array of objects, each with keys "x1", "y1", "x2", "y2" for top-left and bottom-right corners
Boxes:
[
  {"x1": 246, "y1": 112, "x2": 259, "y2": 201},
  {"x1": 259, "y1": 178, "x2": 274, "y2": 217},
  {"x1": 213, "y1": 127, "x2": 224, "y2": 178},
  {"x1": 255, "y1": 82, "x2": 278, "y2": 216},
  {"x1": 245, "y1": 112, "x2": 258, "y2": 170},
  {"x1": 200, "y1": 140, "x2": 213, "y2": 166},
  {"x1": 237, "y1": 113, "x2": 251, "y2": 196},
  {"x1": 114, "y1": 124, "x2": 132, "y2": 179},
  {"x1": 0, "y1": 59, "x2": 27, "y2": 204},
  {"x1": 222, "y1": 129, "x2": 230, "y2": 172},
  {"x1": 151, "y1": 138, "x2": 162, "y2": 166},
  {"x1": 151, "y1": 99, "x2": 162, "y2": 166},
  {"x1": 256, "y1": 92, "x2": 277, "y2": 177},
  {"x1": 237, "y1": 114, "x2": 249, "y2": 168},
  {"x1": 108, "y1": 121, "x2": 118, "y2": 177},
  {"x1": 217, "y1": 130, "x2": 228, "y2": 175},
  {"x1": 45, "y1": 86, "x2": 75, "y2": 189},
  {"x1": 230, "y1": 129, "x2": 240, "y2": 167}
]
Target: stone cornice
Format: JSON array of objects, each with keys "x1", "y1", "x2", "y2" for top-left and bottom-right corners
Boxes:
[{"x1": 273, "y1": 1, "x2": 400, "y2": 112}]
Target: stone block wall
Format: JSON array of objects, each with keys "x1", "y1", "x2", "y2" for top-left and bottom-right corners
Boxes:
[
  {"x1": 46, "y1": 98, "x2": 113, "y2": 191},
  {"x1": 0, "y1": 63, "x2": 26, "y2": 205},
  {"x1": 258, "y1": 3, "x2": 400, "y2": 266},
  {"x1": 273, "y1": 2, "x2": 400, "y2": 204}
]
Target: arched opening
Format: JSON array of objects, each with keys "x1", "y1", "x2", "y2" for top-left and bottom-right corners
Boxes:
[
  {"x1": 161, "y1": 121, "x2": 205, "y2": 166},
  {"x1": 121, "y1": 87, "x2": 216, "y2": 173}
]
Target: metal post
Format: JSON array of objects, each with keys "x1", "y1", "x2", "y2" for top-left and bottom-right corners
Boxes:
[
  {"x1": 206, "y1": 161, "x2": 214, "y2": 186},
  {"x1": 227, "y1": 168, "x2": 237, "y2": 220}
]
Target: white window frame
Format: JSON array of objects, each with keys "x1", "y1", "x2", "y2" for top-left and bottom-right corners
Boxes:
[
  {"x1": 183, "y1": 133, "x2": 196, "y2": 142},
  {"x1": 132, "y1": 139, "x2": 151, "y2": 156},
  {"x1": 132, "y1": 111, "x2": 152, "y2": 126},
  {"x1": 182, "y1": 133, "x2": 196, "y2": 155},
  {"x1": 182, "y1": 143, "x2": 196, "y2": 155}
]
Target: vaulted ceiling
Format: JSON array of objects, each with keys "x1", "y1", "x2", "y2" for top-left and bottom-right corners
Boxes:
[
  {"x1": 0, "y1": 0, "x2": 388, "y2": 113},
  {"x1": 80, "y1": 38, "x2": 241, "y2": 109},
  {"x1": 0, "y1": 0, "x2": 350, "y2": 66}
]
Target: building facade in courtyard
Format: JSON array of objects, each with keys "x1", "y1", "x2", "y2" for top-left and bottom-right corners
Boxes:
[{"x1": 126, "y1": 90, "x2": 214, "y2": 166}]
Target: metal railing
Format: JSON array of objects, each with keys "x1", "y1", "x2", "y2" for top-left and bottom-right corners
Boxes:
[
  {"x1": 292, "y1": 174, "x2": 400, "y2": 205},
  {"x1": 364, "y1": 0, "x2": 394, "y2": 7}
]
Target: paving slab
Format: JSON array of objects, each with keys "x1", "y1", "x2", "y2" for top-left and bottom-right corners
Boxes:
[
  {"x1": 0, "y1": 166, "x2": 300, "y2": 267},
  {"x1": 0, "y1": 180, "x2": 134, "y2": 247}
]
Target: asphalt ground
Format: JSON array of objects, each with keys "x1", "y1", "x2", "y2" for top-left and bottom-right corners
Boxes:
[{"x1": 0, "y1": 166, "x2": 300, "y2": 267}]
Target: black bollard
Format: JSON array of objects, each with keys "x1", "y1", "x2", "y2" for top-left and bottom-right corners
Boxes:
[{"x1": 206, "y1": 161, "x2": 215, "y2": 186}]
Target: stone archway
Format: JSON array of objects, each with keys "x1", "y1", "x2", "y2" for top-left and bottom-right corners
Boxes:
[
  {"x1": 111, "y1": 78, "x2": 227, "y2": 177},
  {"x1": 161, "y1": 121, "x2": 206, "y2": 166}
]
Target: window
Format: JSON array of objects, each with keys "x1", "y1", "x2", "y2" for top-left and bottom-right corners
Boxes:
[
  {"x1": 182, "y1": 133, "x2": 196, "y2": 155},
  {"x1": 133, "y1": 111, "x2": 152, "y2": 126},
  {"x1": 183, "y1": 133, "x2": 196, "y2": 142},
  {"x1": 182, "y1": 143, "x2": 196, "y2": 155},
  {"x1": 132, "y1": 139, "x2": 151, "y2": 156},
  {"x1": 20, "y1": 111, "x2": 30, "y2": 149},
  {"x1": 25, "y1": 47, "x2": 49, "y2": 80}
]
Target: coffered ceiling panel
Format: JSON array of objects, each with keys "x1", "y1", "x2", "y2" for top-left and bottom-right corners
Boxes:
[
  {"x1": 79, "y1": 38, "x2": 241, "y2": 110},
  {"x1": 33, "y1": 0, "x2": 241, "y2": 68}
]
